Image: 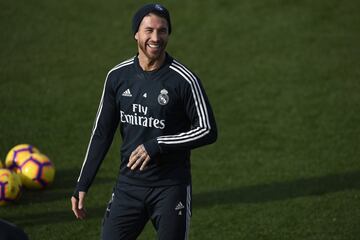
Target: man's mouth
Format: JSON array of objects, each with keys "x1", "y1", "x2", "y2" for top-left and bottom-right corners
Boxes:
[{"x1": 147, "y1": 43, "x2": 161, "y2": 49}]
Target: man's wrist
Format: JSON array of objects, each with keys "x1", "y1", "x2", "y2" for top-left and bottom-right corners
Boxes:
[
  {"x1": 143, "y1": 139, "x2": 161, "y2": 158},
  {"x1": 73, "y1": 189, "x2": 80, "y2": 200}
]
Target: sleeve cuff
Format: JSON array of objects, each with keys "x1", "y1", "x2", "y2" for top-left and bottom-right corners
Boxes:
[
  {"x1": 73, "y1": 183, "x2": 88, "y2": 198},
  {"x1": 143, "y1": 139, "x2": 161, "y2": 158},
  {"x1": 73, "y1": 189, "x2": 80, "y2": 199}
]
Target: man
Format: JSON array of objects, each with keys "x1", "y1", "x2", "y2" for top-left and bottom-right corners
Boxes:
[{"x1": 71, "y1": 3, "x2": 217, "y2": 240}]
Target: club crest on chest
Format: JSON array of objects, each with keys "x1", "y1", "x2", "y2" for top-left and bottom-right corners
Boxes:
[{"x1": 157, "y1": 89, "x2": 169, "y2": 105}]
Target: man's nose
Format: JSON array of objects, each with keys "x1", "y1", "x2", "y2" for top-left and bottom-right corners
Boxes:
[{"x1": 151, "y1": 31, "x2": 160, "y2": 42}]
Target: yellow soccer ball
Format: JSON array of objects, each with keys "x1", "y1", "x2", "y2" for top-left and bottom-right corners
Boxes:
[
  {"x1": 18, "y1": 153, "x2": 55, "y2": 189},
  {"x1": 5, "y1": 144, "x2": 40, "y2": 172},
  {"x1": 0, "y1": 169, "x2": 22, "y2": 206}
]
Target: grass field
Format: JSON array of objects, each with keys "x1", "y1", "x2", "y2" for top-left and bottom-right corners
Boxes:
[{"x1": 1, "y1": 0, "x2": 360, "y2": 239}]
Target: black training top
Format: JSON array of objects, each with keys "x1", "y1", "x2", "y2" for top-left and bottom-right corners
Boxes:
[{"x1": 75, "y1": 53, "x2": 217, "y2": 194}]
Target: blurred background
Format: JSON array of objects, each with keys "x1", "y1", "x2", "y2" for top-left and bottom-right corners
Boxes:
[{"x1": 1, "y1": 0, "x2": 360, "y2": 239}]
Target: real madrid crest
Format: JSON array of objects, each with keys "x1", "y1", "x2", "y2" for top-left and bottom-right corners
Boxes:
[{"x1": 158, "y1": 89, "x2": 169, "y2": 105}]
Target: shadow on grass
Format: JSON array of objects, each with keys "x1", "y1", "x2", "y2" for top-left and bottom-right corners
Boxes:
[
  {"x1": 4, "y1": 170, "x2": 360, "y2": 227},
  {"x1": 193, "y1": 170, "x2": 360, "y2": 207},
  {"x1": 7, "y1": 206, "x2": 106, "y2": 227},
  {"x1": 18, "y1": 168, "x2": 115, "y2": 205},
  {"x1": 3, "y1": 168, "x2": 115, "y2": 227}
]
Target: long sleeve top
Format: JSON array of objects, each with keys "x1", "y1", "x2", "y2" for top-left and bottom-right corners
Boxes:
[{"x1": 75, "y1": 53, "x2": 217, "y2": 194}]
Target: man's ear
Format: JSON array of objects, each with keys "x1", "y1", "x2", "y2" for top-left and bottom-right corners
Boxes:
[{"x1": 134, "y1": 32, "x2": 139, "y2": 41}]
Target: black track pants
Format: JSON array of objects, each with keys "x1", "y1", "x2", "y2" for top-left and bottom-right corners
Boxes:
[{"x1": 101, "y1": 183, "x2": 192, "y2": 240}]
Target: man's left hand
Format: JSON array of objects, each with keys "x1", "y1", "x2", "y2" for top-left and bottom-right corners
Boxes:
[{"x1": 128, "y1": 144, "x2": 151, "y2": 171}]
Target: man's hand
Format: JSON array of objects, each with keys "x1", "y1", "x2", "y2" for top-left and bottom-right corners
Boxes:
[
  {"x1": 71, "y1": 191, "x2": 87, "y2": 220},
  {"x1": 127, "y1": 144, "x2": 150, "y2": 171}
]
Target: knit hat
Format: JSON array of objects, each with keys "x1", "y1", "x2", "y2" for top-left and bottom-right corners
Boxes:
[{"x1": 132, "y1": 3, "x2": 171, "y2": 35}]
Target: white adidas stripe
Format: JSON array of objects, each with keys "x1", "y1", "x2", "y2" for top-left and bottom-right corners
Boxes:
[
  {"x1": 158, "y1": 66, "x2": 209, "y2": 143},
  {"x1": 77, "y1": 58, "x2": 134, "y2": 182},
  {"x1": 157, "y1": 61, "x2": 211, "y2": 144},
  {"x1": 172, "y1": 62, "x2": 206, "y2": 128},
  {"x1": 158, "y1": 127, "x2": 202, "y2": 139},
  {"x1": 158, "y1": 130, "x2": 210, "y2": 144},
  {"x1": 173, "y1": 60, "x2": 210, "y2": 128},
  {"x1": 185, "y1": 184, "x2": 191, "y2": 240}
]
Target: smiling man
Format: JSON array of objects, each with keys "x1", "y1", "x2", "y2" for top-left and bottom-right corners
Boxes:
[
  {"x1": 71, "y1": 3, "x2": 217, "y2": 240},
  {"x1": 135, "y1": 6, "x2": 169, "y2": 71}
]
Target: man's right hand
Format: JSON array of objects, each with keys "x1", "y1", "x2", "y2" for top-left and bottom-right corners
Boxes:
[{"x1": 71, "y1": 191, "x2": 87, "y2": 220}]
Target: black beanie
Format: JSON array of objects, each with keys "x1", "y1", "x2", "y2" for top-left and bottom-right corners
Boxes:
[{"x1": 132, "y1": 3, "x2": 171, "y2": 35}]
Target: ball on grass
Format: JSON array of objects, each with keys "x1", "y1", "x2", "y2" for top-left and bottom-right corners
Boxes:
[
  {"x1": 5, "y1": 144, "x2": 40, "y2": 172},
  {"x1": 17, "y1": 153, "x2": 55, "y2": 190}
]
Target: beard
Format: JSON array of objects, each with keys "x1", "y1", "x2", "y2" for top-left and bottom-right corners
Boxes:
[{"x1": 138, "y1": 40, "x2": 167, "y2": 62}]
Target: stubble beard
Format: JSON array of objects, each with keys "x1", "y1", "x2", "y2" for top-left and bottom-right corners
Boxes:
[{"x1": 139, "y1": 40, "x2": 167, "y2": 63}]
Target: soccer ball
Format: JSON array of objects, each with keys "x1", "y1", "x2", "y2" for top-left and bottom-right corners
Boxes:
[
  {"x1": 17, "y1": 153, "x2": 55, "y2": 189},
  {"x1": 0, "y1": 169, "x2": 22, "y2": 206},
  {"x1": 5, "y1": 144, "x2": 40, "y2": 172}
]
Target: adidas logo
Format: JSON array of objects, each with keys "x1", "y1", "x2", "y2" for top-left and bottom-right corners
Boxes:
[
  {"x1": 175, "y1": 201, "x2": 185, "y2": 211},
  {"x1": 122, "y1": 89, "x2": 132, "y2": 97}
]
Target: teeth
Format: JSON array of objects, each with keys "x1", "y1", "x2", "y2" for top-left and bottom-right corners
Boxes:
[{"x1": 148, "y1": 44, "x2": 160, "y2": 48}]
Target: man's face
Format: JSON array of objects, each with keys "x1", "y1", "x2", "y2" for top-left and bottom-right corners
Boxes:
[{"x1": 135, "y1": 13, "x2": 169, "y2": 61}]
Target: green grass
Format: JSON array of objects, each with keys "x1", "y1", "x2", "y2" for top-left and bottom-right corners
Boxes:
[{"x1": 1, "y1": 0, "x2": 360, "y2": 239}]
